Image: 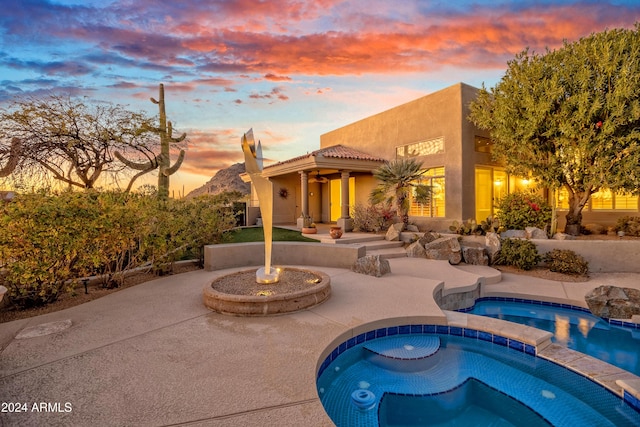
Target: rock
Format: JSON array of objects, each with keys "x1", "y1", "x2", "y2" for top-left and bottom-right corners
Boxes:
[
  {"x1": 501, "y1": 230, "x2": 527, "y2": 239},
  {"x1": 406, "y1": 224, "x2": 419, "y2": 232},
  {"x1": 585, "y1": 285, "x2": 640, "y2": 319},
  {"x1": 352, "y1": 255, "x2": 391, "y2": 277},
  {"x1": 525, "y1": 227, "x2": 548, "y2": 240},
  {"x1": 552, "y1": 233, "x2": 576, "y2": 240},
  {"x1": 485, "y1": 232, "x2": 501, "y2": 263},
  {"x1": 461, "y1": 243, "x2": 489, "y2": 266},
  {"x1": 406, "y1": 241, "x2": 427, "y2": 258},
  {"x1": 424, "y1": 237, "x2": 462, "y2": 265},
  {"x1": 418, "y1": 232, "x2": 440, "y2": 246},
  {"x1": 385, "y1": 223, "x2": 404, "y2": 241}
]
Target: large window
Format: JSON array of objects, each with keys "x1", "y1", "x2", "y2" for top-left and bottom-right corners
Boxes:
[
  {"x1": 556, "y1": 188, "x2": 638, "y2": 211},
  {"x1": 409, "y1": 167, "x2": 445, "y2": 217},
  {"x1": 475, "y1": 167, "x2": 536, "y2": 221},
  {"x1": 396, "y1": 137, "x2": 444, "y2": 158}
]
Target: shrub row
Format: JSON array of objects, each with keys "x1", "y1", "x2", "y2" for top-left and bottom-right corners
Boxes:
[{"x1": 0, "y1": 190, "x2": 240, "y2": 308}]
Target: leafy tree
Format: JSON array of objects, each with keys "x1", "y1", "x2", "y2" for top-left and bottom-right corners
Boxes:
[
  {"x1": 370, "y1": 158, "x2": 430, "y2": 227},
  {"x1": 469, "y1": 25, "x2": 640, "y2": 235},
  {"x1": 0, "y1": 95, "x2": 158, "y2": 190}
]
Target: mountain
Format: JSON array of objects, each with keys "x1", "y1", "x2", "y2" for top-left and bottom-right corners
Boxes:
[{"x1": 185, "y1": 163, "x2": 250, "y2": 198}]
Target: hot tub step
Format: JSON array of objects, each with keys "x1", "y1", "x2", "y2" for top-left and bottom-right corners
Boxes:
[{"x1": 364, "y1": 335, "x2": 441, "y2": 372}]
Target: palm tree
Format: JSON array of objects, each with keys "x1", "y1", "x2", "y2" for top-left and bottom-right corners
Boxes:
[{"x1": 370, "y1": 158, "x2": 430, "y2": 228}]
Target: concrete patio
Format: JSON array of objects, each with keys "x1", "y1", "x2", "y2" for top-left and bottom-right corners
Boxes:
[{"x1": 1, "y1": 227, "x2": 639, "y2": 426}]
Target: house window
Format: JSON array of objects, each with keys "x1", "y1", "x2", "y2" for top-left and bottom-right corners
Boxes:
[
  {"x1": 396, "y1": 137, "x2": 444, "y2": 158},
  {"x1": 409, "y1": 167, "x2": 445, "y2": 217},
  {"x1": 556, "y1": 188, "x2": 638, "y2": 211}
]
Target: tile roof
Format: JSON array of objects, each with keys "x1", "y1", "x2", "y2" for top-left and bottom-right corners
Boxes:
[{"x1": 266, "y1": 144, "x2": 385, "y2": 168}]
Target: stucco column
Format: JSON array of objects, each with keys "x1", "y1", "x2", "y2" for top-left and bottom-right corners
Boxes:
[
  {"x1": 337, "y1": 170, "x2": 353, "y2": 231},
  {"x1": 297, "y1": 170, "x2": 309, "y2": 229}
]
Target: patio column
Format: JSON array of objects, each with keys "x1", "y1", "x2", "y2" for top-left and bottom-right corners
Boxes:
[
  {"x1": 337, "y1": 170, "x2": 353, "y2": 232},
  {"x1": 297, "y1": 170, "x2": 309, "y2": 229}
]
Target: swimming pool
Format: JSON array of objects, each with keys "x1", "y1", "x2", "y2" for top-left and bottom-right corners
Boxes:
[
  {"x1": 464, "y1": 298, "x2": 640, "y2": 376},
  {"x1": 317, "y1": 325, "x2": 640, "y2": 426}
]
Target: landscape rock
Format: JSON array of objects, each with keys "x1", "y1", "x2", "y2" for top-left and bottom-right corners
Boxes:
[
  {"x1": 525, "y1": 227, "x2": 548, "y2": 240},
  {"x1": 424, "y1": 237, "x2": 462, "y2": 265},
  {"x1": 406, "y1": 224, "x2": 420, "y2": 232},
  {"x1": 352, "y1": 255, "x2": 391, "y2": 277},
  {"x1": 461, "y1": 243, "x2": 489, "y2": 266},
  {"x1": 385, "y1": 223, "x2": 404, "y2": 241},
  {"x1": 585, "y1": 285, "x2": 640, "y2": 319},
  {"x1": 485, "y1": 232, "x2": 501, "y2": 263},
  {"x1": 418, "y1": 232, "x2": 440, "y2": 246},
  {"x1": 406, "y1": 241, "x2": 427, "y2": 258},
  {"x1": 501, "y1": 229, "x2": 527, "y2": 239}
]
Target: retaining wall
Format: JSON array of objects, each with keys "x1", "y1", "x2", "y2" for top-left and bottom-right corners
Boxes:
[{"x1": 204, "y1": 241, "x2": 366, "y2": 271}]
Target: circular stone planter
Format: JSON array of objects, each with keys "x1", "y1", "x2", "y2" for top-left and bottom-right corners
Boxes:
[{"x1": 203, "y1": 267, "x2": 331, "y2": 316}]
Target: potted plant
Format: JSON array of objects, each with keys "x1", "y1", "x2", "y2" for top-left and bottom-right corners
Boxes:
[{"x1": 301, "y1": 214, "x2": 317, "y2": 234}]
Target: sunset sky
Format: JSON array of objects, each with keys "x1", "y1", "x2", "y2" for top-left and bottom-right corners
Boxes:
[{"x1": 1, "y1": 0, "x2": 639, "y2": 195}]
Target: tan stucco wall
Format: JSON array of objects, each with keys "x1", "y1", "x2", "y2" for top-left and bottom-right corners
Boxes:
[{"x1": 320, "y1": 83, "x2": 485, "y2": 228}]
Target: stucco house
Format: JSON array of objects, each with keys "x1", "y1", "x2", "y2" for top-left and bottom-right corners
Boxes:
[{"x1": 245, "y1": 82, "x2": 639, "y2": 232}]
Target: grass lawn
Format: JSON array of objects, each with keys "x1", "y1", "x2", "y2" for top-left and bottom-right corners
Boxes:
[{"x1": 226, "y1": 226, "x2": 320, "y2": 243}]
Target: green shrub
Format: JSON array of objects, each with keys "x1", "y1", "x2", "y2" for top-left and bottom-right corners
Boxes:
[
  {"x1": 492, "y1": 238, "x2": 540, "y2": 270},
  {"x1": 449, "y1": 216, "x2": 502, "y2": 236},
  {"x1": 0, "y1": 190, "x2": 240, "y2": 308},
  {"x1": 449, "y1": 219, "x2": 482, "y2": 235},
  {"x1": 543, "y1": 249, "x2": 589, "y2": 276},
  {"x1": 495, "y1": 192, "x2": 552, "y2": 230},
  {"x1": 351, "y1": 203, "x2": 394, "y2": 232},
  {"x1": 615, "y1": 216, "x2": 640, "y2": 236}
]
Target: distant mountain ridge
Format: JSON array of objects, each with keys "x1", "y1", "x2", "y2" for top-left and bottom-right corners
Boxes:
[{"x1": 185, "y1": 163, "x2": 250, "y2": 198}]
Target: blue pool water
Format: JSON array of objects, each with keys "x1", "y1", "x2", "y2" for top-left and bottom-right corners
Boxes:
[
  {"x1": 317, "y1": 328, "x2": 640, "y2": 426},
  {"x1": 465, "y1": 299, "x2": 640, "y2": 376}
]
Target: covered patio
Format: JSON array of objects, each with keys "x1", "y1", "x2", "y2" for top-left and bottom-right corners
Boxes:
[{"x1": 243, "y1": 145, "x2": 385, "y2": 231}]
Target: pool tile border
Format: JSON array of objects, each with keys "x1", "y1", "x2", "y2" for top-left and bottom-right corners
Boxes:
[
  {"x1": 318, "y1": 323, "x2": 640, "y2": 414},
  {"x1": 317, "y1": 323, "x2": 535, "y2": 379},
  {"x1": 459, "y1": 296, "x2": 640, "y2": 329}
]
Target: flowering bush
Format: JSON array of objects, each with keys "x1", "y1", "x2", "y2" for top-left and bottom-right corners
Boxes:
[{"x1": 495, "y1": 192, "x2": 552, "y2": 230}]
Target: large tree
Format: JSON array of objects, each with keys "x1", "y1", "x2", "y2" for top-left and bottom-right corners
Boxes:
[
  {"x1": 0, "y1": 95, "x2": 159, "y2": 190},
  {"x1": 469, "y1": 25, "x2": 640, "y2": 235}
]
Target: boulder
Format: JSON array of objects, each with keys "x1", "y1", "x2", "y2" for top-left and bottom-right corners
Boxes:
[
  {"x1": 406, "y1": 224, "x2": 420, "y2": 232},
  {"x1": 406, "y1": 241, "x2": 427, "y2": 258},
  {"x1": 461, "y1": 243, "x2": 489, "y2": 266},
  {"x1": 352, "y1": 255, "x2": 391, "y2": 277},
  {"x1": 485, "y1": 232, "x2": 501, "y2": 263},
  {"x1": 424, "y1": 237, "x2": 462, "y2": 265},
  {"x1": 418, "y1": 232, "x2": 440, "y2": 246},
  {"x1": 525, "y1": 227, "x2": 548, "y2": 240},
  {"x1": 585, "y1": 285, "x2": 640, "y2": 319},
  {"x1": 385, "y1": 223, "x2": 404, "y2": 241},
  {"x1": 501, "y1": 229, "x2": 527, "y2": 239}
]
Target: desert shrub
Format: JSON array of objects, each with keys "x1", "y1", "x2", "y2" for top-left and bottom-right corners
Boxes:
[
  {"x1": 615, "y1": 216, "x2": 640, "y2": 236},
  {"x1": 0, "y1": 190, "x2": 240, "y2": 308},
  {"x1": 495, "y1": 192, "x2": 552, "y2": 230},
  {"x1": 492, "y1": 238, "x2": 540, "y2": 270},
  {"x1": 543, "y1": 249, "x2": 589, "y2": 276},
  {"x1": 351, "y1": 203, "x2": 394, "y2": 232}
]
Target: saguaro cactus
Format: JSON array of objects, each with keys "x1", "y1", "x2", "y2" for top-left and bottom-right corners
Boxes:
[
  {"x1": 116, "y1": 84, "x2": 186, "y2": 197},
  {"x1": 0, "y1": 137, "x2": 22, "y2": 178}
]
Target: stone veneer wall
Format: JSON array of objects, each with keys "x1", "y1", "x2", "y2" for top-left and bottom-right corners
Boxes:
[{"x1": 433, "y1": 285, "x2": 482, "y2": 311}]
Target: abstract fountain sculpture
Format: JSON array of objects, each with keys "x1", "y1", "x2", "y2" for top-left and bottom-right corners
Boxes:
[
  {"x1": 202, "y1": 129, "x2": 331, "y2": 316},
  {"x1": 241, "y1": 128, "x2": 280, "y2": 284}
]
